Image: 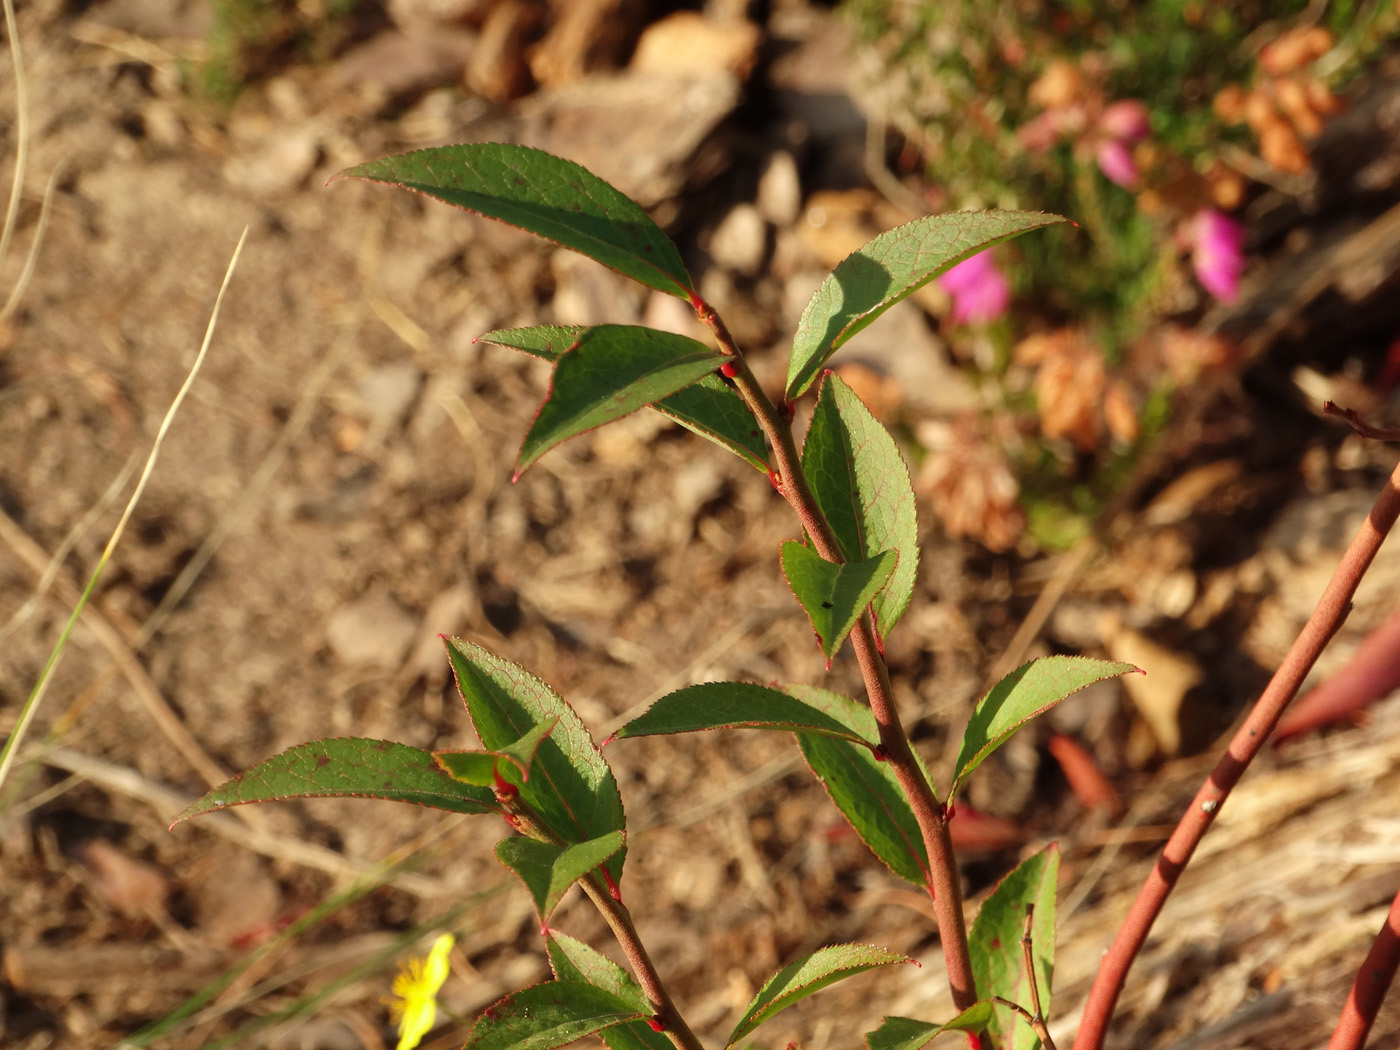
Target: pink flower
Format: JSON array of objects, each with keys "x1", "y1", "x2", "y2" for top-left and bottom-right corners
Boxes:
[
  {"x1": 938, "y1": 250, "x2": 1010, "y2": 324},
  {"x1": 1095, "y1": 139, "x2": 1138, "y2": 188},
  {"x1": 1191, "y1": 209, "x2": 1246, "y2": 303},
  {"x1": 1098, "y1": 100, "x2": 1151, "y2": 145},
  {"x1": 1093, "y1": 99, "x2": 1150, "y2": 188}
]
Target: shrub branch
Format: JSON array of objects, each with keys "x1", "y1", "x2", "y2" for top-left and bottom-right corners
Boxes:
[
  {"x1": 698, "y1": 302, "x2": 979, "y2": 1012},
  {"x1": 1073, "y1": 454, "x2": 1400, "y2": 1050}
]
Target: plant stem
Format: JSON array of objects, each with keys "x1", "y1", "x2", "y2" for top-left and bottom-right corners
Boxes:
[
  {"x1": 1072, "y1": 455, "x2": 1400, "y2": 1050},
  {"x1": 1326, "y1": 881, "x2": 1400, "y2": 1050},
  {"x1": 698, "y1": 304, "x2": 979, "y2": 1012},
  {"x1": 992, "y1": 997, "x2": 1058, "y2": 1050},
  {"x1": 579, "y1": 876, "x2": 707, "y2": 1050},
  {"x1": 508, "y1": 808, "x2": 706, "y2": 1050}
]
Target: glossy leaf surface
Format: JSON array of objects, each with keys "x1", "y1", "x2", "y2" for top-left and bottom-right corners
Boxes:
[
  {"x1": 481, "y1": 324, "x2": 768, "y2": 471},
  {"x1": 495, "y1": 831, "x2": 625, "y2": 921},
  {"x1": 802, "y1": 372, "x2": 918, "y2": 635},
  {"x1": 865, "y1": 1003, "x2": 995, "y2": 1050},
  {"x1": 780, "y1": 541, "x2": 896, "y2": 659},
  {"x1": 546, "y1": 932, "x2": 668, "y2": 1050},
  {"x1": 612, "y1": 682, "x2": 876, "y2": 748},
  {"x1": 464, "y1": 981, "x2": 643, "y2": 1050},
  {"x1": 545, "y1": 932, "x2": 649, "y2": 1013},
  {"x1": 789, "y1": 686, "x2": 933, "y2": 885},
  {"x1": 435, "y1": 716, "x2": 558, "y2": 788},
  {"x1": 969, "y1": 844, "x2": 1059, "y2": 1050},
  {"x1": 172, "y1": 738, "x2": 498, "y2": 826},
  {"x1": 517, "y1": 325, "x2": 724, "y2": 477},
  {"x1": 335, "y1": 143, "x2": 695, "y2": 300},
  {"x1": 951, "y1": 656, "x2": 1137, "y2": 799},
  {"x1": 446, "y1": 638, "x2": 626, "y2": 881},
  {"x1": 727, "y1": 943, "x2": 912, "y2": 1048},
  {"x1": 787, "y1": 210, "x2": 1065, "y2": 399}
]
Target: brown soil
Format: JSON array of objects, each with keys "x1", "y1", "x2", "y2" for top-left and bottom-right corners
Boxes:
[{"x1": 3, "y1": 3, "x2": 1400, "y2": 1050}]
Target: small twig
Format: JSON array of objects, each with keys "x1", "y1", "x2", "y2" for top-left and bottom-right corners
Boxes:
[
  {"x1": 1326, "y1": 884, "x2": 1400, "y2": 1050},
  {"x1": 992, "y1": 993, "x2": 1057, "y2": 1050},
  {"x1": 1325, "y1": 401, "x2": 1400, "y2": 442},
  {"x1": 1021, "y1": 906, "x2": 1049, "y2": 1035},
  {"x1": 1073, "y1": 454, "x2": 1400, "y2": 1050}
]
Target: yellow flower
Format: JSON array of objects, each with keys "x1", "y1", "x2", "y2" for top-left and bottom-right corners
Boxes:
[{"x1": 389, "y1": 933, "x2": 455, "y2": 1050}]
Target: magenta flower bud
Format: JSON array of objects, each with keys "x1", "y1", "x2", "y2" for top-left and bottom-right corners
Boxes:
[
  {"x1": 1095, "y1": 138, "x2": 1138, "y2": 188},
  {"x1": 1098, "y1": 99, "x2": 1151, "y2": 145},
  {"x1": 938, "y1": 249, "x2": 1011, "y2": 324},
  {"x1": 1191, "y1": 209, "x2": 1246, "y2": 303}
]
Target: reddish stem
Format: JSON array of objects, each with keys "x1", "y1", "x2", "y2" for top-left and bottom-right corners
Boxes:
[
  {"x1": 578, "y1": 875, "x2": 706, "y2": 1050},
  {"x1": 1072, "y1": 457, "x2": 1400, "y2": 1050},
  {"x1": 697, "y1": 303, "x2": 979, "y2": 1012},
  {"x1": 1327, "y1": 883, "x2": 1400, "y2": 1050}
]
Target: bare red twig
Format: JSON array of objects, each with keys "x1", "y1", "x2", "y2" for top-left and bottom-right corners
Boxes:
[
  {"x1": 1327, "y1": 883, "x2": 1400, "y2": 1050},
  {"x1": 1324, "y1": 401, "x2": 1400, "y2": 442},
  {"x1": 1073, "y1": 455, "x2": 1400, "y2": 1050}
]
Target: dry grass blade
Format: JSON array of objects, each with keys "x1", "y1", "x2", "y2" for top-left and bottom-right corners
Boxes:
[{"x1": 0, "y1": 228, "x2": 249, "y2": 793}]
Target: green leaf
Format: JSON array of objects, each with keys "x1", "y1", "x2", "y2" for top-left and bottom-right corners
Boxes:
[
  {"x1": 446, "y1": 638, "x2": 626, "y2": 882},
  {"x1": 950, "y1": 657, "x2": 1138, "y2": 799},
  {"x1": 517, "y1": 325, "x2": 724, "y2": 478},
  {"x1": 865, "y1": 1003, "x2": 996, "y2": 1050},
  {"x1": 481, "y1": 325, "x2": 768, "y2": 471},
  {"x1": 969, "y1": 845, "x2": 1058, "y2": 1050},
  {"x1": 464, "y1": 980, "x2": 643, "y2": 1050},
  {"x1": 479, "y1": 324, "x2": 585, "y2": 362},
  {"x1": 786, "y1": 210, "x2": 1066, "y2": 400},
  {"x1": 545, "y1": 932, "x2": 670, "y2": 1050},
  {"x1": 727, "y1": 943, "x2": 913, "y2": 1048},
  {"x1": 788, "y1": 686, "x2": 933, "y2": 885},
  {"x1": 648, "y1": 373, "x2": 769, "y2": 471},
  {"x1": 610, "y1": 682, "x2": 877, "y2": 748},
  {"x1": 545, "y1": 932, "x2": 649, "y2": 1014},
  {"x1": 435, "y1": 717, "x2": 559, "y2": 787},
  {"x1": 334, "y1": 143, "x2": 695, "y2": 300},
  {"x1": 495, "y1": 831, "x2": 625, "y2": 922},
  {"x1": 802, "y1": 372, "x2": 919, "y2": 636},
  {"x1": 780, "y1": 541, "x2": 897, "y2": 659},
  {"x1": 170, "y1": 738, "x2": 499, "y2": 826}
]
